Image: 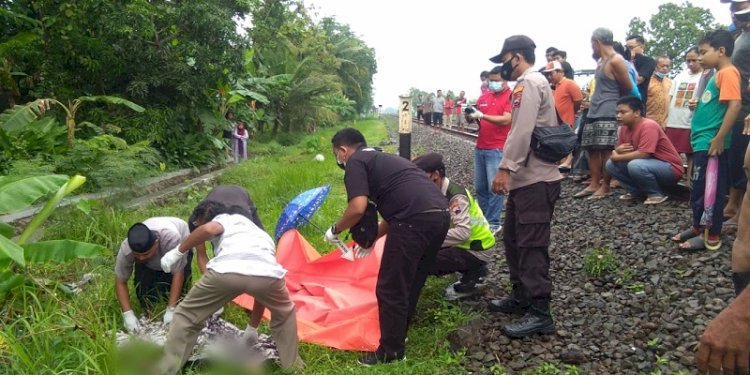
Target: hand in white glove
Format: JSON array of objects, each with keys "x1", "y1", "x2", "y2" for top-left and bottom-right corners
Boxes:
[
  {"x1": 163, "y1": 305, "x2": 176, "y2": 326},
  {"x1": 160, "y1": 246, "x2": 187, "y2": 273},
  {"x1": 242, "y1": 324, "x2": 259, "y2": 345},
  {"x1": 469, "y1": 110, "x2": 484, "y2": 120},
  {"x1": 212, "y1": 306, "x2": 224, "y2": 319},
  {"x1": 354, "y1": 245, "x2": 373, "y2": 259},
  {"x1": 324, "y1": 225, "x2": 338, "y2": 243},
  {"x1": 123, "y1": 310, "x2": 140, "y2": 333}
]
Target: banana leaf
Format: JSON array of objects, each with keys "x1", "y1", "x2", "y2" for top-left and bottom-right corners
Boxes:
[
  {"x1": 0, "y1": 270, "x2": 26, "y2": 302},
  {"x1": 77, "y1": 96, "x2": 145, "y2": 112},
  {"x1": 0, "y1": 222, "x2": 13, "y2": 238},
  {"x1": 0, "y1": 233, "x2": 25, "y2": 267},
  {"x1": 22, "y1": 240, "x2": 105, "y2": 264},
  {"x1": 0, "y1": 175, "x2": 69, "y2": 214}
]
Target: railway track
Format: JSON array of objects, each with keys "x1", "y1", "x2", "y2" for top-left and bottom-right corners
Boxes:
[{"x1": 411, "y1": 119, "x2": 479, "y2": 141}]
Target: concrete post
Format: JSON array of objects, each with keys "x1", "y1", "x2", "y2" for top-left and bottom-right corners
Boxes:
[{"x1": 398, "y1": 96, "x2": 412, "y2": 159}]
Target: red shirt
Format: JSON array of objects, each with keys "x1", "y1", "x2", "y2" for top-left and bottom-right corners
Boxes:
[
  {"x1": 444, "y1": 99, "x2": 454, "y2": 115},
  {"x1": 476, "y1": 89, "x2": 512, "y2": 149},
  {"x1": 455, "y1": 97, "x2": 467, "y2": 114},
  {"x1": 617, "y1": 118, "x2": 685, "y2": 180}
]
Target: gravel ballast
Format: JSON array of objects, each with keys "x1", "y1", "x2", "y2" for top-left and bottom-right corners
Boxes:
[{"x1": 403, "y1": 123, "x2": 737, "y2": 374}]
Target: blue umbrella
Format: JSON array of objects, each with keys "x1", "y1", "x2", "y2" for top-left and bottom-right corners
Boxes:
[{"x1": 275, "y1": 185, "x2": 331, "y2": 240}]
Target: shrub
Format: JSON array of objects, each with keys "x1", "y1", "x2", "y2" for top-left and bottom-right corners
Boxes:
[
  {"x1": 53, "y1": 135, "x2": 161, "y2": 191},
  {"x1": 582, "y1": 248, "x2": 619, "y2": 278},
  {"x1": 275, "y1": 132, "x2": 301, "y2": 146}
]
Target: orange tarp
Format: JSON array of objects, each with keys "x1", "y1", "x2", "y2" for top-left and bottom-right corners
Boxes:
[{"x1": 233, "y1": 229, "x2": 385, "y2": 351}]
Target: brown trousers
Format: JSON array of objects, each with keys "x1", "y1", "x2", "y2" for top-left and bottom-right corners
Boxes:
[
  {"x1": 158, "y1": 270, "x2": 303, "y2": 374},
  {"x1": 503, "y1": 181, "x2": 561, "y2": 300}
]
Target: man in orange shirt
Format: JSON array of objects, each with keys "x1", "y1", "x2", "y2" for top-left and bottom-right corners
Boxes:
[{"x1": 544, "y1": 61, "x2": 582, "y2": 169}]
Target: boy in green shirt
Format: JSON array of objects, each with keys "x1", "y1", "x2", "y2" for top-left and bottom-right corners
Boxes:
[{"x1": 673, "y1": 30, "x2": 742, "y2": 251}]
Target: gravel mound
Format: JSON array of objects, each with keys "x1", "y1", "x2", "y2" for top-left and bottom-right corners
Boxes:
[{"x1": 408, "y1": 124, "x2": 736, "y2": 374}]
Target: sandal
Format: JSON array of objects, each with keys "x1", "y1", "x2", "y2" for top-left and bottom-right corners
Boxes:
[
  {"x1": 705, "y1": 238, "x2": 722, "y2": 251},
  {"x1": 678, "y1": 236, "x2": 706, "y2": 251},
  {"x1": 574, "y1": 189, "x2": 595, "y2": 198},
  {"x1": 619, "y1": 193, "x2": 638, "y2": 201},
  {"x1": 587, "y1": 192, "x2": 612, "y2": 200},
  {"x1": 644, "y1": 196, "x2": 668, "y2": 205},
  {"x1": 672, "y1": 228, "x2": 700, "y2": 242}
]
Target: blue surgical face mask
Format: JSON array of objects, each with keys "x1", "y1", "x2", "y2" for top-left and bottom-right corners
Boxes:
[
  {"x1": 655, "y1": 72, "x2": 667, "y2": 79},
  {"x1": 488, "y1": 81, "x2": 504, "y2": 92}
]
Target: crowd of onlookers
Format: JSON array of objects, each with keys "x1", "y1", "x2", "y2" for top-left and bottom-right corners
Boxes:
[{"x1": 412, "y1": 2, "x2": 750, "y2": 371}]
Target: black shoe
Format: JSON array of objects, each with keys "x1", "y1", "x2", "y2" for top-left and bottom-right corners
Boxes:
[
  {"x1": 455, "y1": 265, "x2": 488, "y2": 293},
  {"x1": 488, "y1": 297, "x2": 530, "y2": 314},
  {"x1": 357, "y1": 350, "x2": 404, "y2": 367},
  {"x1": 502, "y1": 301, "x2": 556, "y2": 338}
]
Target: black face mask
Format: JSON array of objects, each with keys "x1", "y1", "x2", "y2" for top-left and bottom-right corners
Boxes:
[
  {"x1": 500, "y1": 56, "x2": 517, "y2": 81},
  {"x1": 735, "y1": 10, "x2": 750, "y2": 25}
]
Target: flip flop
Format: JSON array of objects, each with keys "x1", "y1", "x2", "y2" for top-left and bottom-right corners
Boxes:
[
  {"x1": 678, "y1": 236, "x2": 706, "y2": 251},
  {"x1": 574, "y1": 189, "x2": 595, "y2": 198},
  {"x1": 587, "y1": 192, "x2": 613, "y2": 200},
  {"x1": 672, "y1": 228, "x2": 700, "y2": 242},
  {"x1": 705, "y1": 238, "x2": 722, "y2": 251}
]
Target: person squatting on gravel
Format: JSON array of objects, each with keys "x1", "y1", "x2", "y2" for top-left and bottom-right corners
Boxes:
[
  {"x1": 488, "y1": 35, "x2": 563, "y2": 338},
  {"x1": 158, "y1": 202, "x2": 303, "y2": 374},
  {"x1": 115, "y1": 217, "x2": 193, "y2": 334},
  {"x1": 413, "y1": 153, "x2": 496, "y2": 297},
  {"x1": 325, "y1": 128, "x2": 450, "y2": 366}
]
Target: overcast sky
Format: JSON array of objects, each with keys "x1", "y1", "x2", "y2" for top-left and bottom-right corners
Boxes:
[{"x1": 303, "y1": 0, "x2": 732, "y2": 110}]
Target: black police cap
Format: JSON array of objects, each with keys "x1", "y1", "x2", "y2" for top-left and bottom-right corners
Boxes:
[
  {"x1": 490, "y1": 35, "x2": 537, "y2": 63},
  {"x1": 413, "y1": 152, "x2": 445, "y2": 173},
  {"x1": 127, "y1": 223, "x2": 157, "y2": 253}
]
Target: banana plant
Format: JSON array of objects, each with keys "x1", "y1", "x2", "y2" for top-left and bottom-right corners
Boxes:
[
  {"x1": 0, "y1": 174, "x2": 106, "y2": 303},
  {"x1": 0, "y1": 96, "x2": 145, "y2": 148}
]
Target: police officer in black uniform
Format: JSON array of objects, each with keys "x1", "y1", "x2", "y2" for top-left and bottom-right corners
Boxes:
[{"x1": 325, "y1": 128, "x2": 450, "y2": 366}]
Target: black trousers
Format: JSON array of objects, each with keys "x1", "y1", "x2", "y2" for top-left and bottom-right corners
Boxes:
[
  {"x1": 417, "y1": 110, "x2": 424, "y2": 123},
  {"x1": 424, "y1": 112, "x2": 432, "y2": 126},
  {"x1": 429, "y1": 247, "x2": 486, "y2": 276},
  {"x1": 503, "y1": 181, "x2": 560, "y2": 300},
  {"x1": 134, "y1": 251, "x2": 193, "y2": 312},
  {"x1": 376, "y1": 211, "x2": 450, "y2": 356}
]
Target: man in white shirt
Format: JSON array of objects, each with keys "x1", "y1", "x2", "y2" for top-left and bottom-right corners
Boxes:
[{"x1": 114, "y1": 217, "x2": 192, "y2": 333}]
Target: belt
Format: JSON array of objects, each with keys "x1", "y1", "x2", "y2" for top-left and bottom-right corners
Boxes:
[{"x1": 420, "y1": 208, "x2": 449, "y2": 214}]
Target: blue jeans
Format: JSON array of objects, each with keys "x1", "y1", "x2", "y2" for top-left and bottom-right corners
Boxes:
[
  {"x1": 690, "y1": 151, "x2": 729, "y2": 236},
  {"x1": 606, "y1": 158, "x2": 676, "y2": 197},
  {"x1": 474, "y1": 147, "x2": 504, "y2": 227}
]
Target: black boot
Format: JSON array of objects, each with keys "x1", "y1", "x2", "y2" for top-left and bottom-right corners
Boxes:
[
  {"x1": 502, "y1": 300, "x2": 556, "y2": 338},
  {"x1": 454, "y1": 265, "x2": 488, "y2": 293},
  {"x1": 733, "y1": 272, "x2": 750, "y2": 296},
  {"x1": 487, "y1": 285, "x2": 530, "y2": 314}
]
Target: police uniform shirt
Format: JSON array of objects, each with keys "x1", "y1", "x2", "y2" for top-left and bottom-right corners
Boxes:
[
  {"x1": 114, "y1": 217, "x2": 190, "y2": 280},
  {"x1": 499, "y1": 67, "x2": 563, "y2": 190},
  {"x1": 344, "y1": 149, "x2": 448, "y2": 222}
]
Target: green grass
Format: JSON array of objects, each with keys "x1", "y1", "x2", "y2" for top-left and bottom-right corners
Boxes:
[{"x1": 0, "y1": 119, "x2": 473, "y2": 374}]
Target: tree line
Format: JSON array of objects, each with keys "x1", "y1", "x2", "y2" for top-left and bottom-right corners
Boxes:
[{"x1": 0, "y1": 0, "x2": 377, "y2": 178}]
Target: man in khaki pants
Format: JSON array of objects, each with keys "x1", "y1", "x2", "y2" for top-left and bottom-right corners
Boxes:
[{"x1": 158, "y1": 201, "x2": 303, "y2": 374}]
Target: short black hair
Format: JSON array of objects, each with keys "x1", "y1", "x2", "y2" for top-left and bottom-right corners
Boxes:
[
  {"x1": 616, "y1": 96, "x2": 645, "y2": 116},
  {"x1": 626, "y1": 35, "x2": 645, "y2": 45},
  {"x1": 685, "y1": 45, "x2": 699, "y2": 57},
  {"x1": 553, "y1": 50, "x2": 567, "y2": 59},
  {"x1": 513, "y1": 49, "x2": 536, "y2": 64},
  {"x1": 489, "y1": 65, "x2": 504, "y2": 75},
  {"x1": 480, "y1": 70, "x2": 490, "y2": 79},
  {"x1": 613, "y1": 42, "x2": 629, "y2": 60},
  {"x1": 699, "y1": 30, "x2": 735, "y2": 57},
  {"x1": 545, "y1": 47, "x2": 558, "y2": 54},
  {"x1": 189, "y1": 201, "x2": 256, "y2": 231},
  {"x1": 331, "y1": 127, "x2": 367, "y2": 149}
]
